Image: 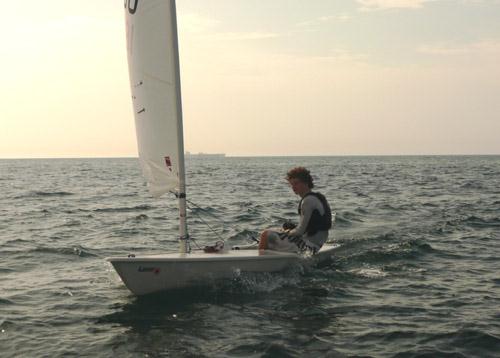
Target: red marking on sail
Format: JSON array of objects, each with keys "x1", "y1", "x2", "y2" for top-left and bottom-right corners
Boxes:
[{"x1": 164, "y1": 156, "x2": 172, "y2": 171}]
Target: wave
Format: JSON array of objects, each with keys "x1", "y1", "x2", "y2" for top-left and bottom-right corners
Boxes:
[
  {"x1": 341, "y1": 210, "x2": 365, "y2": 222},
  {"x1": 128, "y1": 214, "x2": 149, "y2": 222},
  {"x1": 0, "y1": 298, "x2": 14, "y2": 305},
  {"x1": 3, "y1": 238, "x2": 31, "y2": 245},
  {"x1": 348, "y1": 267, "x2": 387, "y2": 278},
  {"x1": 341, "y1": 236, "x2": 435, "y2": 266},
  {"x1": 464, "y1": 215, "x2": 500, "y2": 228},
  {"x1": 335, "y1": 211, "x2": 365, "y2": 227},
  {"x1": 33, "y1": 245, "x2": 97, "y2": 258},
  {"x1": 93, "y1": 204, "x2": 153, "y2": 213},
  {"x1": 393, "y1": 348, "x2": 467, "y2": 357},
  {"x1": 435, "y1": 215, "x2": 500, "y2": 234},
  {"x1": 53, "y1": 219, "x2": 82, "y2": 228},
  {"x1": 418, "y1": 328, "x2": 500, "y2": 355},
  {"x1": 376, "y1": 203, "x2": 399, "y2": 211},
  {"x1": 0, "y1": 319, "x2": 14, "y2": 328},
  {"x1": 110, "y1": 228, "x2": 141, "y2": 237},
  {"x1": 233, "y1": 266, "x2": 305, "y2": 293},
  {"x1": 188, "y1": 206, "x2": 220, "y2": 215},
  {"x1": 233, "y1": 213, "x2": 258, "y2": 222},
  {"x1": 460, "y1": 181, "x2": 484, "y2": 189},
  {"x1": 354, "y1": 207, "x2": 369, "y2": 214},
  {"x1": 14, "y1": 191, "x2": 74, "y2": 199}
]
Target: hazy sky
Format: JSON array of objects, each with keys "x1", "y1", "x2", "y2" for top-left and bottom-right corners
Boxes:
[{"x1": 2, "y1": 0, "x2": 500, "y2": 158}]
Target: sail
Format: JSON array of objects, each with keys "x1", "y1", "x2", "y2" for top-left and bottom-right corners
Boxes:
[{"x1": 125, "y1": 0, "x2": 185, "y2": 197}]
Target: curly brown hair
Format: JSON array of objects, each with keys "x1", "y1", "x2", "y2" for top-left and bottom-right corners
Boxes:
[{"x1": 286, "y1": 167, "x2": 314, "y2": 189}]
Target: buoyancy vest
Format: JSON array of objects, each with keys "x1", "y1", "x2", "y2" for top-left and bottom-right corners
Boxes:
[{"x1": 298, "y1": 192, "x2": 332, "y2": 236}]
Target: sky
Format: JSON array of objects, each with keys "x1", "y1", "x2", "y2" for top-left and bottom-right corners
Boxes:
[{"x1": 1, "y1": 0, "x2": 500, "y2": 158}]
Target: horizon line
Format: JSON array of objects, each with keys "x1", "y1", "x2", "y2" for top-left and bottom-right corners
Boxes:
[{"x1": 1, "y1": 153, "x2": 499, "y2": 160}]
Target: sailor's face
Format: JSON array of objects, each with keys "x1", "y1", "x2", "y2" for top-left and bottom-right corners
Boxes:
[{"x1": 288, "y1": 178, "x2": 308, "y2": 196}]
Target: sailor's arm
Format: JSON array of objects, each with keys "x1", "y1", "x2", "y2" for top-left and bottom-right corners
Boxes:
[{"x1": 288, "y1": 197, "x2": 314, "y2": 237}]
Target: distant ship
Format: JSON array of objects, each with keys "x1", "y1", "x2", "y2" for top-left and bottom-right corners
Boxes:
[{"x1": 185, "y1": 151, "x2": 226, "y2": 158}]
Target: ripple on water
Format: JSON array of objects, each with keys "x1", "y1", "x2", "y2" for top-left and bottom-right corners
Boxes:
[
  {"x1": 13, "y1": 191, "x2": 75, "y2": 199},
  {"x1": 92, "y1": 204, "x2": 154, "y2": 213},
  {"x1": 0, "y1": 298, "x2": 14, "y2": 305},
  {"x1": 464, "y1": 215, "x2": 500, "y2": 228},
  {"x1": 31, "y1": 245, "x2": 98, "y2": 258},
  {"x1": 418, "y1": 328, "x2": 500, "y2": 356}
]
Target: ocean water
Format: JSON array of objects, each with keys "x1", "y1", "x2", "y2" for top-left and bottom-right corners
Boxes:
[{"x1": 0, "y1": 156, "x2": 499, "y2": 357}]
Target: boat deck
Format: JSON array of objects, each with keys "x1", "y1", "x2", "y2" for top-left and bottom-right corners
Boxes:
[
  {"x1": 107, "y1": 248, "x2": 298, "y2": 263},
  {"x1": 107, "y1": 244, "x2": 338, "y2": 263}
]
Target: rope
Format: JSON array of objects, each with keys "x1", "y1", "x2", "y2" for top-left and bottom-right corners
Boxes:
[
  {"x1": 187, "y1": 201, "x2": 224, "y2": 241},
  {"x1": 169, "y1": 191, "x2": 259, "y2": 246},
  {"x1": 189, "y1": 237, "x2": 203, "y2": 251},
  {"x1": 187, "y1": 197, "x2": 260, "y2": 242}
]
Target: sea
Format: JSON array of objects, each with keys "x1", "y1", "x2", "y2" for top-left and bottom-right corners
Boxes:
[{"x1": 0, "y1": 156, "x2": 499, "y2": 357}]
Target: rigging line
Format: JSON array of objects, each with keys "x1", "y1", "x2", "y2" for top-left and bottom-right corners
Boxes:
[
  {"x1": 189, "y1": 236, "x2": 203, "y2": 251},
  {"x1": 187, "y1": 202, "x2": 224, "y2": 242},
  {"x1": 184, "y1": 197, "x2": 249, "y2": 236},
  {"x1": 186, "y1": 197, "x2": 260, "y2": 243},
  {"x1": 169, "y1": 191, "x2": 257, "y2": 242}
]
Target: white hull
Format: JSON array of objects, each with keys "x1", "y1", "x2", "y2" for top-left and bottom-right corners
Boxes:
[{"x1": 107, "y1": 244, "x2": 338, "y2": 295}]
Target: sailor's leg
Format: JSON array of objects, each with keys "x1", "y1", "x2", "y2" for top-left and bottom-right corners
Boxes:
[
  {"x1": 260, "y1": 230, "x2": 299, "y2": 252},
  {"x1": 259, "y1": 230, "x2": 270, "y2": 250}
]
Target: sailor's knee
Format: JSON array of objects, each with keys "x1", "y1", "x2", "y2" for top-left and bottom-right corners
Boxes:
[
  {"x1": 260, "y1": 230, "x2": 270, "y2": 241},
  {"x1": 259, "y1": 230, "x2": 269, "y2": 249}
]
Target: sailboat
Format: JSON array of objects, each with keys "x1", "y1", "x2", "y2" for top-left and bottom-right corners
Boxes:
[{"x1": 108, "y1": 0, "x2": 337, "y2": 295}]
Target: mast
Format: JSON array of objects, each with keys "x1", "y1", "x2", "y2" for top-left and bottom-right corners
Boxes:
[{"x1": 170, "y1": 0, "x2": 189, "y2": 253}]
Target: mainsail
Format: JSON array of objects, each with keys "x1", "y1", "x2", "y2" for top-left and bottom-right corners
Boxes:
[
  {"x1": 125, "y1": 0, "x2": 188, "y2": 252},
  {"x1": 125, "y1": 0, "x2": 186, "y2": 197}
]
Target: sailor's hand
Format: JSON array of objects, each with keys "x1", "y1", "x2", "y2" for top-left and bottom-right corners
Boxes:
[
  {"x1": 297, "y1": 239, "x2": 306, "y2": 249},
  {"x1": 278, "y1": 230, "x2": 290, "y2": 240},
  {"x1": 282, "y1": 221, "x2": 297, "y2": 230}
]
